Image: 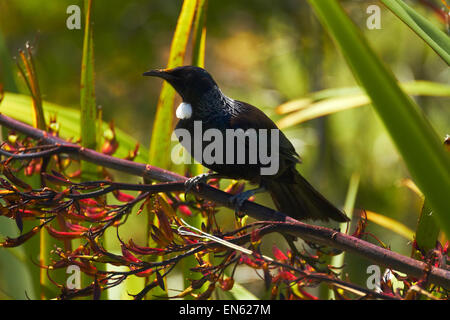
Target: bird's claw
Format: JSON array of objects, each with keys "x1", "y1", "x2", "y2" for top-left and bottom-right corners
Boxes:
[
  {"x1": 229, "y1": 190, "x2": 256, "y2": 215},
  {"x1": 184, "y1": 173, "x2": 211, "y2": 195}
]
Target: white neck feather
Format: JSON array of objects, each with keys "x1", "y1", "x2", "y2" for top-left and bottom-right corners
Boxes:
[{"x1": 176, "y1": 102, "x2": 193, "y2": 120}]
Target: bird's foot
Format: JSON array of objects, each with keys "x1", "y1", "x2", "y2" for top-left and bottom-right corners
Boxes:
[
  {"x1": 184, "y1": 173, "x2": 219, "y2": 195},
  {"x1": 229, "y1": 190, "x2": 255, "y2": 214},
  {"x1": 229, "y1": 187, "x2": 265, "y2": 215}
]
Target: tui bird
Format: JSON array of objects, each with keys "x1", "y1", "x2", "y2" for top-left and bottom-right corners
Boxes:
[{"x1": 143, "y1": 66, "x2": 349, "y2": 223}]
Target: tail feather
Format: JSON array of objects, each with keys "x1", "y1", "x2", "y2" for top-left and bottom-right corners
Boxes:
[{"x1": 266, "y1": 169, "x2": 349, "y2": 222}]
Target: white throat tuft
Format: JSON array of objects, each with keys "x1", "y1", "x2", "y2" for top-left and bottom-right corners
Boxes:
[{"x1": 176, "y1": 102, "x2": 193, "y2": 120}]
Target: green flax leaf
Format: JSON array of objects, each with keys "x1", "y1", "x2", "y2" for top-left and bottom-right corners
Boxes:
[
  {"x1": 148, "y1": 0, "x2": 198, "y2": 170},
  {"x1": 307, "y1": 0, "x2": 450, "y2": 237},
  {"x1": 80, "y1": 0, "x2": 98, "y2": 179},
  {"x1": 381, "y1": 0, "x2": 450, "y2": 65}
]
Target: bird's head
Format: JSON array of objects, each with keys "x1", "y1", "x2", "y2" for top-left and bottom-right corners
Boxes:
[{"x1": 143, "y1": 66, "x2": 218, "y2": 103}]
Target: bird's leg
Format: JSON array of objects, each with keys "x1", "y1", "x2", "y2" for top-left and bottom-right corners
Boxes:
[
  {"x1": 229, "y1": 185, "x2": 266, "y2": 215},
  {"x1": 184, "y1": 172, "x2": 225, "y2": 194}
]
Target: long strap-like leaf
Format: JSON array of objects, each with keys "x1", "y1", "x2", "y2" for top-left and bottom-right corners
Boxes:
[
  {"x1": 381, "y1": 0, "x2": 450, "y2": 65},
  {"x1": 308, "y1": 0, "x2": 450, "y2": 236},
  {"x1": 148, "y1": 0, "x2": 197, "y2": 170}
]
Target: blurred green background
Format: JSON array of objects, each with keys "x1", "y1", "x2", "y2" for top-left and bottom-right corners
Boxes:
[{"x1": 0, "y1": 0, "x2": 448, "y2": 299}]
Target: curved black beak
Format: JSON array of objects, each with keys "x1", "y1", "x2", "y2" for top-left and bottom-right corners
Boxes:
[
  {"x1": 143, "y1": 69, "x2": 164, "y2": 77},
  {"x1": 143, "y1": 69, "x2": 176, "y2": 81}
]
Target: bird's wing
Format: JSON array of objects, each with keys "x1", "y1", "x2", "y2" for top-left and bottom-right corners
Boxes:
[{"x1": 229, "y1": 100, "x2": 301, "y2": 164}]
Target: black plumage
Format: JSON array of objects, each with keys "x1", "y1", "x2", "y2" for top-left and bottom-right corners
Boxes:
[{"x1": 144, "y1": 66, "x2": 349, "y2": 222}]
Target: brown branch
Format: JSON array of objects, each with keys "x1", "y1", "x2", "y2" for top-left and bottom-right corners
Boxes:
[{"x1": 0, "y1": 113, "x2": 449, "y2": 290}]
